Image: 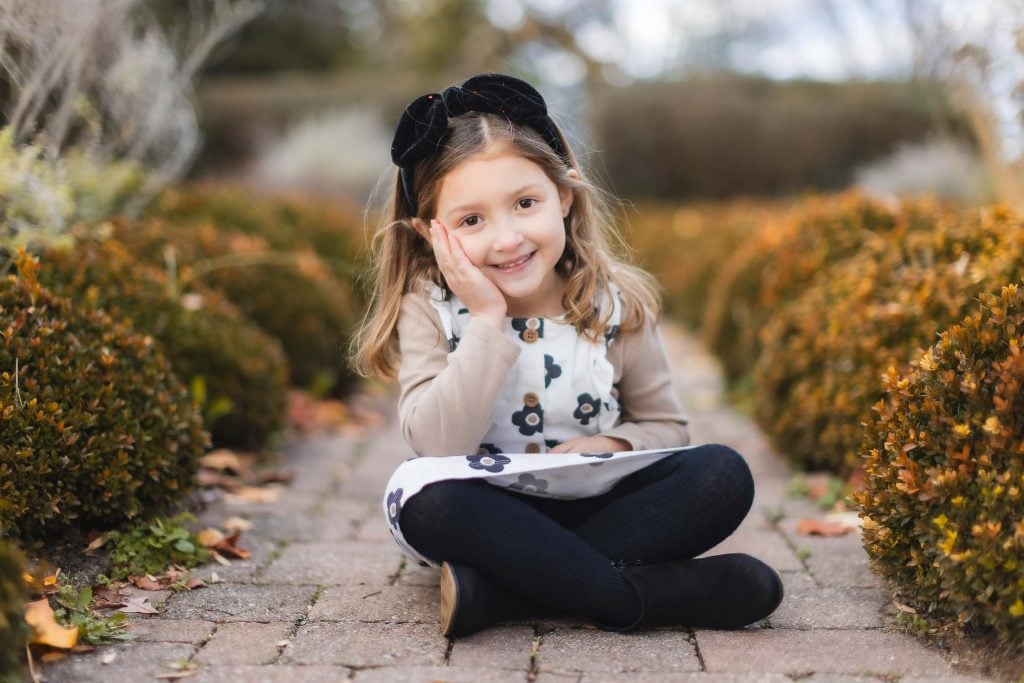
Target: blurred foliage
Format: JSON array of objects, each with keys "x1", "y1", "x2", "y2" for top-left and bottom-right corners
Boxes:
[
  {"x1": 856, "y1": 283, "x2": 1024, "y2": 644},
  {"x1": 624, "y1": 197, "x2": 794, "y2": 330},
  {"x1": 0, "y1": 251, "x2": 206, "y2": 541},
  {"x1": 701, "y1": 192, "x2": 943, "y2": 386},
  {"x1": 38, "y1": 234, "x2": 289, "y2": 450},
  {"x1": 0, "y1": 541, "x2": 26, "y2": 683},
  {"x1": 0, "y1": 128, "x2": 145, "y2": 254},
  {"x1": 114, "y1": 211, "x2": 360, "y2": 397},
  {"x1": 753, "y1": 204, "x2": 1024, "y2": 473},
  {"x1": 592, "y1": 75, "x2": 972, "y2": 201}
]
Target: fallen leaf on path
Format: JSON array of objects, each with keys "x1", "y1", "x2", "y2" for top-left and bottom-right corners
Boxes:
[
  {"x1": 209, "y1": 531, "x2": 249, "y2": 560},
  {"x1": 39, "y1": 651, "x2": 68, "y2": 662},
  {"x1": 210, "y1": 551, "x2": 231, "y2": 567},
  {"x1": 101, "y1": 651, "x2": 117, "y2": 664},
  {"x1": 24, "y1": 599, "x2": 79, "y2": 649},
  {"x1": 130, "y1": 575, "x2": 167, "y2": 591},
  {"x1": 796, "y1": 518, "x2": 852, "y2": 537},
  {"x1": 85, "y1": 535, "x2": 106, "y2": 552},
  {"x1": 221, "y1": 517, "x2": 252, "y2": 533},
  {"x1": 92, "y1": 586, "x2": 127, "y2": 609},
  {"x1": 118, "y1": 597, "x2": 158, "y2": 615},
  {"x1": 197, "y1": 528, "x2": 225, "y2": 547},
  {"x1": 223, "y1": 485, "x2": 281, "y2": 504},
  {"x1": 200, "y1": 449, "x2": 244, "y2": 472}
]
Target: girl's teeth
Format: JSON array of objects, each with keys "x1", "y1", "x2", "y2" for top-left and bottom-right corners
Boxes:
[{"x1": 499, "y1": 254, "x2": 530, "y2": 269}]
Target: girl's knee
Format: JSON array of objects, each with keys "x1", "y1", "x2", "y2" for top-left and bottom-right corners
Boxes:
[
  {"x1": 692, "y1": 444, "x2": 755, "y2": 505},
  {"x1": 402, "y1": 478, "x2": 482, "y2": 522}
]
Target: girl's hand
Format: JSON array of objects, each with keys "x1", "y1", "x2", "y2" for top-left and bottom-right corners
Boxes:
[
  {"x1": 548, "y1": 436, "x2": 631, "y2": 454},
  {"x1": 428, "y1": 219, "x2": 507, "y2": 329}
]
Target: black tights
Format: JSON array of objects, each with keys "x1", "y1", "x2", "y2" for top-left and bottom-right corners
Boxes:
[{"x1": 398, "y1": 444, "x2": 754, "y2": 626}]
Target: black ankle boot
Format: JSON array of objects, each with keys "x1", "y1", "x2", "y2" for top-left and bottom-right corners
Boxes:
[
  {"x1": 604, "y1": 553, "x2": 784, "y2": 631},
  {"x1": 439, "y1": 561, "x2": 553, "y2": 638}
]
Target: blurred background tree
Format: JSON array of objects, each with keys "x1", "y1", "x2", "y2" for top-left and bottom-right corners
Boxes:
[{"x1": 166, "y1": 0, "x2": 1020, "y2": 210}]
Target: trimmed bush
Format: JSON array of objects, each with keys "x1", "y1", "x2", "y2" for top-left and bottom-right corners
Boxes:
[
  {"x1": 114, "y1": 215, "x2": 358, "y2": 396},
  {"x1": 625, "y1": 198, "x2": 792, "y2": 330},
  {"x1": 0, "y1": 541, "x2": 26, "y2": 683},
  {"x1": 38, "y1": 237, "x2": 289, "y2": 449},
  {"x1": 753, "y1": 205, "x2": 1024, "y2": 473},
  {"x1": 0, "y1": 251, "x2": 206, "y2": 539},
  {"x1": 855, "y1": 283, "x2": 1024, "y2": 643},
  {"x1": 702, "y1": 192, "x2": 952, "y2": 385}
]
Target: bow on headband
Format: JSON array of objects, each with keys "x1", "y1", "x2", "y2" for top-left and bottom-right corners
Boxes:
[{"x1": 390, "y1": 73, "x2": 569, "y2": 215}]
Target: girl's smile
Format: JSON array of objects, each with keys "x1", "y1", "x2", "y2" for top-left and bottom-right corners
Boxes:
[{"x1": 433, "y1": 150, "x2": 574, "y2": 317}]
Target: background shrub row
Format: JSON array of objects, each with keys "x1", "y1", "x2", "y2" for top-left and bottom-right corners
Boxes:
[
  {"x1": 1, "y1": 184, "x2": 365, "y2": 541},
  {"x1": 629, "y1": 192, "x2": 1024, "y2": 645}
]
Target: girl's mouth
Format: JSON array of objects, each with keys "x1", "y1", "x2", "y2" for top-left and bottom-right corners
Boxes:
[{"x1": 493, "y1": 251, "x2": 535, "y2": 272}]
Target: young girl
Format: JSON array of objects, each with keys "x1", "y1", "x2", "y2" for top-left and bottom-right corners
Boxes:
[{"x1": 353, "y1": 73, "x2": 783, "y2": 638}]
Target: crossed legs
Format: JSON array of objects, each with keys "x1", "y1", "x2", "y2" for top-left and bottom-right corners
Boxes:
[{"x1": 397, "y1": 444, "x2": 755, "y2": 626}]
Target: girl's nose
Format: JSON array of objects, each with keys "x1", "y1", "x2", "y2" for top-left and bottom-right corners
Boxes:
[{"x1": 492, "y1": 219, "x2": 524, "y2": 251}]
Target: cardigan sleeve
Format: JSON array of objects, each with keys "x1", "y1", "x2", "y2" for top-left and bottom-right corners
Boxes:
[
  {"x1": 599, "y1": 319, "x2": 691, "y2": 451},
  {"x1": 396, "y1": 290, "x2": 521, "y2": 456}
]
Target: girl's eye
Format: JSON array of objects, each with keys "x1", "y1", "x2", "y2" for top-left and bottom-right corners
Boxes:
[
  {"x1": 517, "y1": 198, "x2": 536, "y2": 210},
  {"x1": 461, "y1": 215, "x2": 482, "y2": 228}
]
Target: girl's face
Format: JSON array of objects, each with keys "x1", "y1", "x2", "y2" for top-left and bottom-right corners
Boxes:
[{"x1": 432, "y1": 151, "x2": 575, "y2": 317}]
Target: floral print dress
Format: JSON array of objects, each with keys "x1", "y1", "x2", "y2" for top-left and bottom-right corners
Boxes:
[{"x1": 382, "y1": 283, "x2": 689, "y2": 567}]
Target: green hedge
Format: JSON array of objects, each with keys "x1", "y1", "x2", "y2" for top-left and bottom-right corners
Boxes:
[{"x1": 0, "y1": 252, "x2": 206, "y2": 539}]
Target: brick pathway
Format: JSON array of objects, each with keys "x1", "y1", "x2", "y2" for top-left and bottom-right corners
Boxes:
[{"x1": 38, "y1": 326, "x2": 994, "y2": 682}]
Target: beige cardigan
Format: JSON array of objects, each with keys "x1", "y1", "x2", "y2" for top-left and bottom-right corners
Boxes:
[{"x1": 396, "y1": 288, "x2": 691, "y2": 457}]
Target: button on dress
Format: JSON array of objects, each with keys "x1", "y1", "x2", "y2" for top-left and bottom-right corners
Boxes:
[{"x1": 383, "y1": 283, "x2": 690, "y2": 566}]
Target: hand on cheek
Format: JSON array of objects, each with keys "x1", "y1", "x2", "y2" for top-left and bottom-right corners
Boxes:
[{"x1": 428, "y1": 220, "x2": 507, "y2": 329}]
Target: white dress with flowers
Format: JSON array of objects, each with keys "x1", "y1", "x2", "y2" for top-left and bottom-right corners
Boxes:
[{"x1": 382, "y1": 283, "x2": 690, "y2": 566}]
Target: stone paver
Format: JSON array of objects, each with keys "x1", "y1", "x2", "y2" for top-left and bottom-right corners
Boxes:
[
  {"x1": 697, "y1": 629, "x2": 955, "y2": 677},
  {"x1": 37, "y1": 324, "x2": 999, "y2": 681}
]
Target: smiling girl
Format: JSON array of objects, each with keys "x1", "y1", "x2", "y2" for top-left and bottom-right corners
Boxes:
[{"x1": 351, "y1": 73, "x2": 783, "y2": 638}]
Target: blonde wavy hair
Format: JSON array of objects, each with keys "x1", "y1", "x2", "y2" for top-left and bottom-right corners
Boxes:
[{"x1": 350, "y1": 111, "x2": 661, "y2": 380}]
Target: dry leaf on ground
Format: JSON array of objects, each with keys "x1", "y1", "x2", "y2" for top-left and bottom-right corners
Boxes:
[
  {"x1": 24, "y1": 599, "x2": 79, "y2": 649},
  {"x1": 221, "y1": 517, "x2": 252, "y2": 533},
  {"x1": 223, "y1": 485, "x2": 282, "y2": 504},
  {"x1": 92, "y1": 586, "x2": 127, "y2": 609},
  {"x1": 118, "y1": 597, "x2": 159, "y2": 615},
  {"x1": 796, "y1": 518, "x2": 852, "y2": 537},
  {"x1": 200, "y1": 449, "x2": 244, "y2": 472}
]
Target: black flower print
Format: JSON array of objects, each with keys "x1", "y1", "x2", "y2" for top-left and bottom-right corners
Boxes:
[
  {"x1": 476, "y1": 443, "x2": 503, "y2": 455},
  {"x1": 466, "y1": 453, "x2": 512, "y2": 473},
  {"x1": 458, "y1": 307, "x2": 469, "y2": 315},
  {"x1": 511, "y1": 317, "x2": 543, "y2": 341},
  {"x1": 508, "y1": 473, "x2": 549, "y2": 493},
  {"x1": 448, "y1": 334, "x2": 460, "y2": 352},
  {"x1": 545, "y1": 439, "x2": 561, "y2": 450},
  {"x1": 512, "y1": 403, "x2": 544, "y2": 435},
  {"x1": 544, "y1": 354, "x2": 562, "y2": 388},
  {"x1": 604, "y1": 325, "x2": 620, "y2": 347},
  {"x1": 580, "y1": 451, "x2": 614, "y2": 459},
  {"x1": 386, "y1": 488, "x2": 403, "y2": 529},
  {"x1": 573, "y1": 393, "x2": 602, "y2": 426}
]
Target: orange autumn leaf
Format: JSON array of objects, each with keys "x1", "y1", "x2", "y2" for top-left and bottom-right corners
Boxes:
[
  {"x1": 24, "y1": 598, "x2": 79, "y2": 649},
  {"x1": 796, "y1": 518, "x2": 852, "y2": 537}
]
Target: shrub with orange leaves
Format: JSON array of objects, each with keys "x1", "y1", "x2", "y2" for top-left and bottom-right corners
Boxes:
[
  {"x1": 37, "y1": 237, "x2": 289, "y2": 450},
  {"x1": 855, "y1": 284, "x2": 1024, "y2": 643},
  {"x1": 753, "y1": 204, "x2": 1024, "y2": 473},
  {"x1": 702, "y1": 192, "x2": 956, "y2": 385},
  {"x1": 625, "y1": 198, "x2": 792, "y2": 331},
  {"x1": 0, "y1": 541, "x2": 26, "y2": 681},
  {"x1": 0, "y1": 251, "x2": 205, "y2": 539}
]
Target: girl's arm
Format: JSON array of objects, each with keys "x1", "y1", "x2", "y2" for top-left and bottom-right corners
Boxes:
[
  {"x1": 599, "y1": 318, "x2": 691, "y2": 451},
  {"x1": 396, "y1": 289, "x2": 521, "y2": 456}
]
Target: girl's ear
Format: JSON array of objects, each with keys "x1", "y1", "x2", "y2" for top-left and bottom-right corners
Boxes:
[
  {"x1": 560, "y1": 169, "x2": 580, "y2": 218},
  {"x1": 410, "y1": 217, "x2": 431, "y2": 241}
]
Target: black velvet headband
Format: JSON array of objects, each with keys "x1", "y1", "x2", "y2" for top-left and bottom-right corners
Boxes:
[{"x1": 390, "y1": 73, "x2": 570, "y2": 215}]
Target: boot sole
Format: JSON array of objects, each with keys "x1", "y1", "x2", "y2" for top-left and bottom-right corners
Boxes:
[{"x1": 439, "y1": 561, "x2": 459, "y2": 637}]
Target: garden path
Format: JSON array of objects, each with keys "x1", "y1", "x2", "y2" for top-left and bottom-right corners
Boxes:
[{"x1": 39, "y1": 325, "x2": 995, "y2": 682}]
